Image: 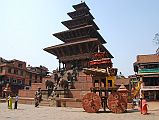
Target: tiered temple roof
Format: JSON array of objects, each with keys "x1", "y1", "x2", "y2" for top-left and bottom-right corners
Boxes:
[
  {"x1": 61, "y1": 15, "x2": 99, "y2": 30},
  {"x1": 44, "y1": 2, "x2": 113, "y2": 68},
  {"x1": 53, "y1": 25, "x2": 105, "y2": 43}
]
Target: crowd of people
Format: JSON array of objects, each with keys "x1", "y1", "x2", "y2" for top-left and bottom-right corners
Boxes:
[{"x1": 5, "y1": 87, "x2": 42, "y2": 109}]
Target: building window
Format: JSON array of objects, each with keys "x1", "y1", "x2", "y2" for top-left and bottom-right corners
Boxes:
[
  {"x1": 18, "y1": 70, "x2": 21, "y2": 75},
  {"x1": 29, "y1": 80, "x2": 31, "y2": 86},
  {"x1": 40, "y1": 76, "x2": 42, "y2": 83},
  {"x1": 6, "y1": 78, "x2": 10, "y2": 83},
  {"x1": 143, "y1": 77, "x2": 159, "y2": 86},
  {"x1": 0, "y1": 67, "x2": 2, "y2": 73},
  {"x1": 11, "y1": 68, "x2": 14, "y2": 74},
  {"x1": 1, "y1": 67, "x2": 5, "y2": 72},
  {"x1": 35, "y1": 75, "x2": 37, "y2": 80},
  {"x1": 18, "y1": 64, "x2": 23, "y2": 68},
  {"x1": 12, "y1": 79, "x2": 17, "y2": 83},
  {"x1": 14, "y1": 69, "x2": 18, "y2": 75},
  {"x1": 19, "y1": 80, "x2": 22, "y2": 84},
  {"x1": 30, "y1": 73, "x2": 32, "y2": 79},
  {"x1": 20, "y1": 71, "x2": 23, "y2": 76},
  {"x1": 18, "y1": 70, "x2": 23, "y2": 76},
  {"x1": 8, "y1": 68, "x2": 11, "y2": 73},
  {"x1": 0, "y1": 79, "x2": 4, "y2": 84}
]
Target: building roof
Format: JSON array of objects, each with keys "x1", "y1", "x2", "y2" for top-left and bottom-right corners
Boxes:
[
  {"x1": 72, "y1": 2, "x2": 90, "y2": 11},
  {"x1": 115, "y1": 78, "x2": 130, "y2": 86},
  {"x1": 136, "y1": 54, "x2": 159, "y2": 63},
  {"x1": 0, "y1": 57, "x2": 25, "y2": 64},
  {"x1": 67, "y1": 7, "x2": 94, "y2": 20},
  {"x1": 44, "y1": 38, "x2": 113, "y2": 61},
  {"x1": 62, "y1": 15, "x2": 99, "y2": 30},
  {"x1": 53, "y1": 25, "x2": 106, "y2": 43}
]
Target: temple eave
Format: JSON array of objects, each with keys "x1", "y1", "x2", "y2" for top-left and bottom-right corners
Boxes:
[
  {"x1": 53, "y1": 25, "x2": 106, "y2": 43},
  {"x1": 67, "y1": 9, "x2": 94, "y2": 20},
  {"x1": 44, "y1": 42, "x2": 113, "y2": 61},
  {"x1": 72, "y1": 2, "x2": 90, "y2": 11},
  {"x1": 62, "y1": 15, "x2": 99, "y2": 30},
  {"x1": 43, "y1": 38, "x2": 100, "y2": 57},
  {"x1": 59, "y1": 53, "x2": 91, "y2": 62}
]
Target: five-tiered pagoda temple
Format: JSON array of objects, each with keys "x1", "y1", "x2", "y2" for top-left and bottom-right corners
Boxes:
[
  {"x1": 44, "y1": 2, "x2": 113, "y2": 71},
  {"x1": 44, "y1": 2, "x2": 116, "y2": 108}
]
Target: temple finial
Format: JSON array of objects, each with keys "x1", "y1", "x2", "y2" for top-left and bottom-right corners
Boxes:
[{"x1": 81, "y1": 0, "x2": 83, "y2": 3}]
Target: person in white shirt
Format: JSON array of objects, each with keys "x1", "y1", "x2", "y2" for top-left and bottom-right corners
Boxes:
[{"x1": 14, "y1": 94, "x2": 19, "y2": 109}]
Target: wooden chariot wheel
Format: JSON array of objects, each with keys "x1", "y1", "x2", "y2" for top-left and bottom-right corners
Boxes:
[
  {"x1": 107, "y1": 92, "x2": 127, "y2": 113},
  {"x1": 82, "y1": 93, "x2": 101, "y2": 113}
]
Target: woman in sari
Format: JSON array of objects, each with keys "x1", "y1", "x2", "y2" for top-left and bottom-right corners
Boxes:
[{"x1": 8, "y1": 95, "x2": 12, "y2": 109}]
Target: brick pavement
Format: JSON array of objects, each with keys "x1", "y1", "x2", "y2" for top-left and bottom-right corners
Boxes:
[{"x1": 0, "y1": 102, "x2": 159, "y2": 120}]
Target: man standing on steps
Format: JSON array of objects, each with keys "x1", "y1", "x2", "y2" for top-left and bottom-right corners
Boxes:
[{"x1": 34, "y1": 87, "x2": 42, "y2": 107}]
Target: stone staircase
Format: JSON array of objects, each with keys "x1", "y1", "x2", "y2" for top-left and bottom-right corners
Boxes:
[
  {"x1": 18, "y1": 71, "x2": 93, "y2": 108},
  {"x1": 0, "y1": 98, "x2": 6, "y2": 103},
  {"x1": 40, "y1": 99, "x2": 50, "y2": 106},
  {"x1": 48, "y1": 71, "x2": 93, "y2": 108},
  {"x1": 39, "y1": 99, "x2": 56, "y2": 107}
]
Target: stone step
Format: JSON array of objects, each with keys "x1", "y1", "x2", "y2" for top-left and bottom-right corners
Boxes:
[
  {"x1": 40, "y1": 103, "x2": 50, "y2": 107},
  {"x1": 0, "y1": 98, "x2": 6, "y2": 103},
  {"x1": 40, "y1": 100, "x2": 51, "y2": 107}
]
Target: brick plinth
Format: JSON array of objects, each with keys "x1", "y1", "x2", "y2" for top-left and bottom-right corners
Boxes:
[
  {"x1": 55, "y1": 98, "x2": 82, "y2": 108},
  {"x1": 18, "y1": 97, "x2": 35, "y2": 104},
  {"x1": 18, "y1": 73, "x2": 94, "y2": 108},
  {"x1": 19, "y1": 90, "x2": 36, "y2": 98}
]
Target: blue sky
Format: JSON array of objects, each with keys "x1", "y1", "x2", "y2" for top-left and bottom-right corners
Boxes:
[{"x1": 0, "y1": 0, "x2": 158, "y2": 77}]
